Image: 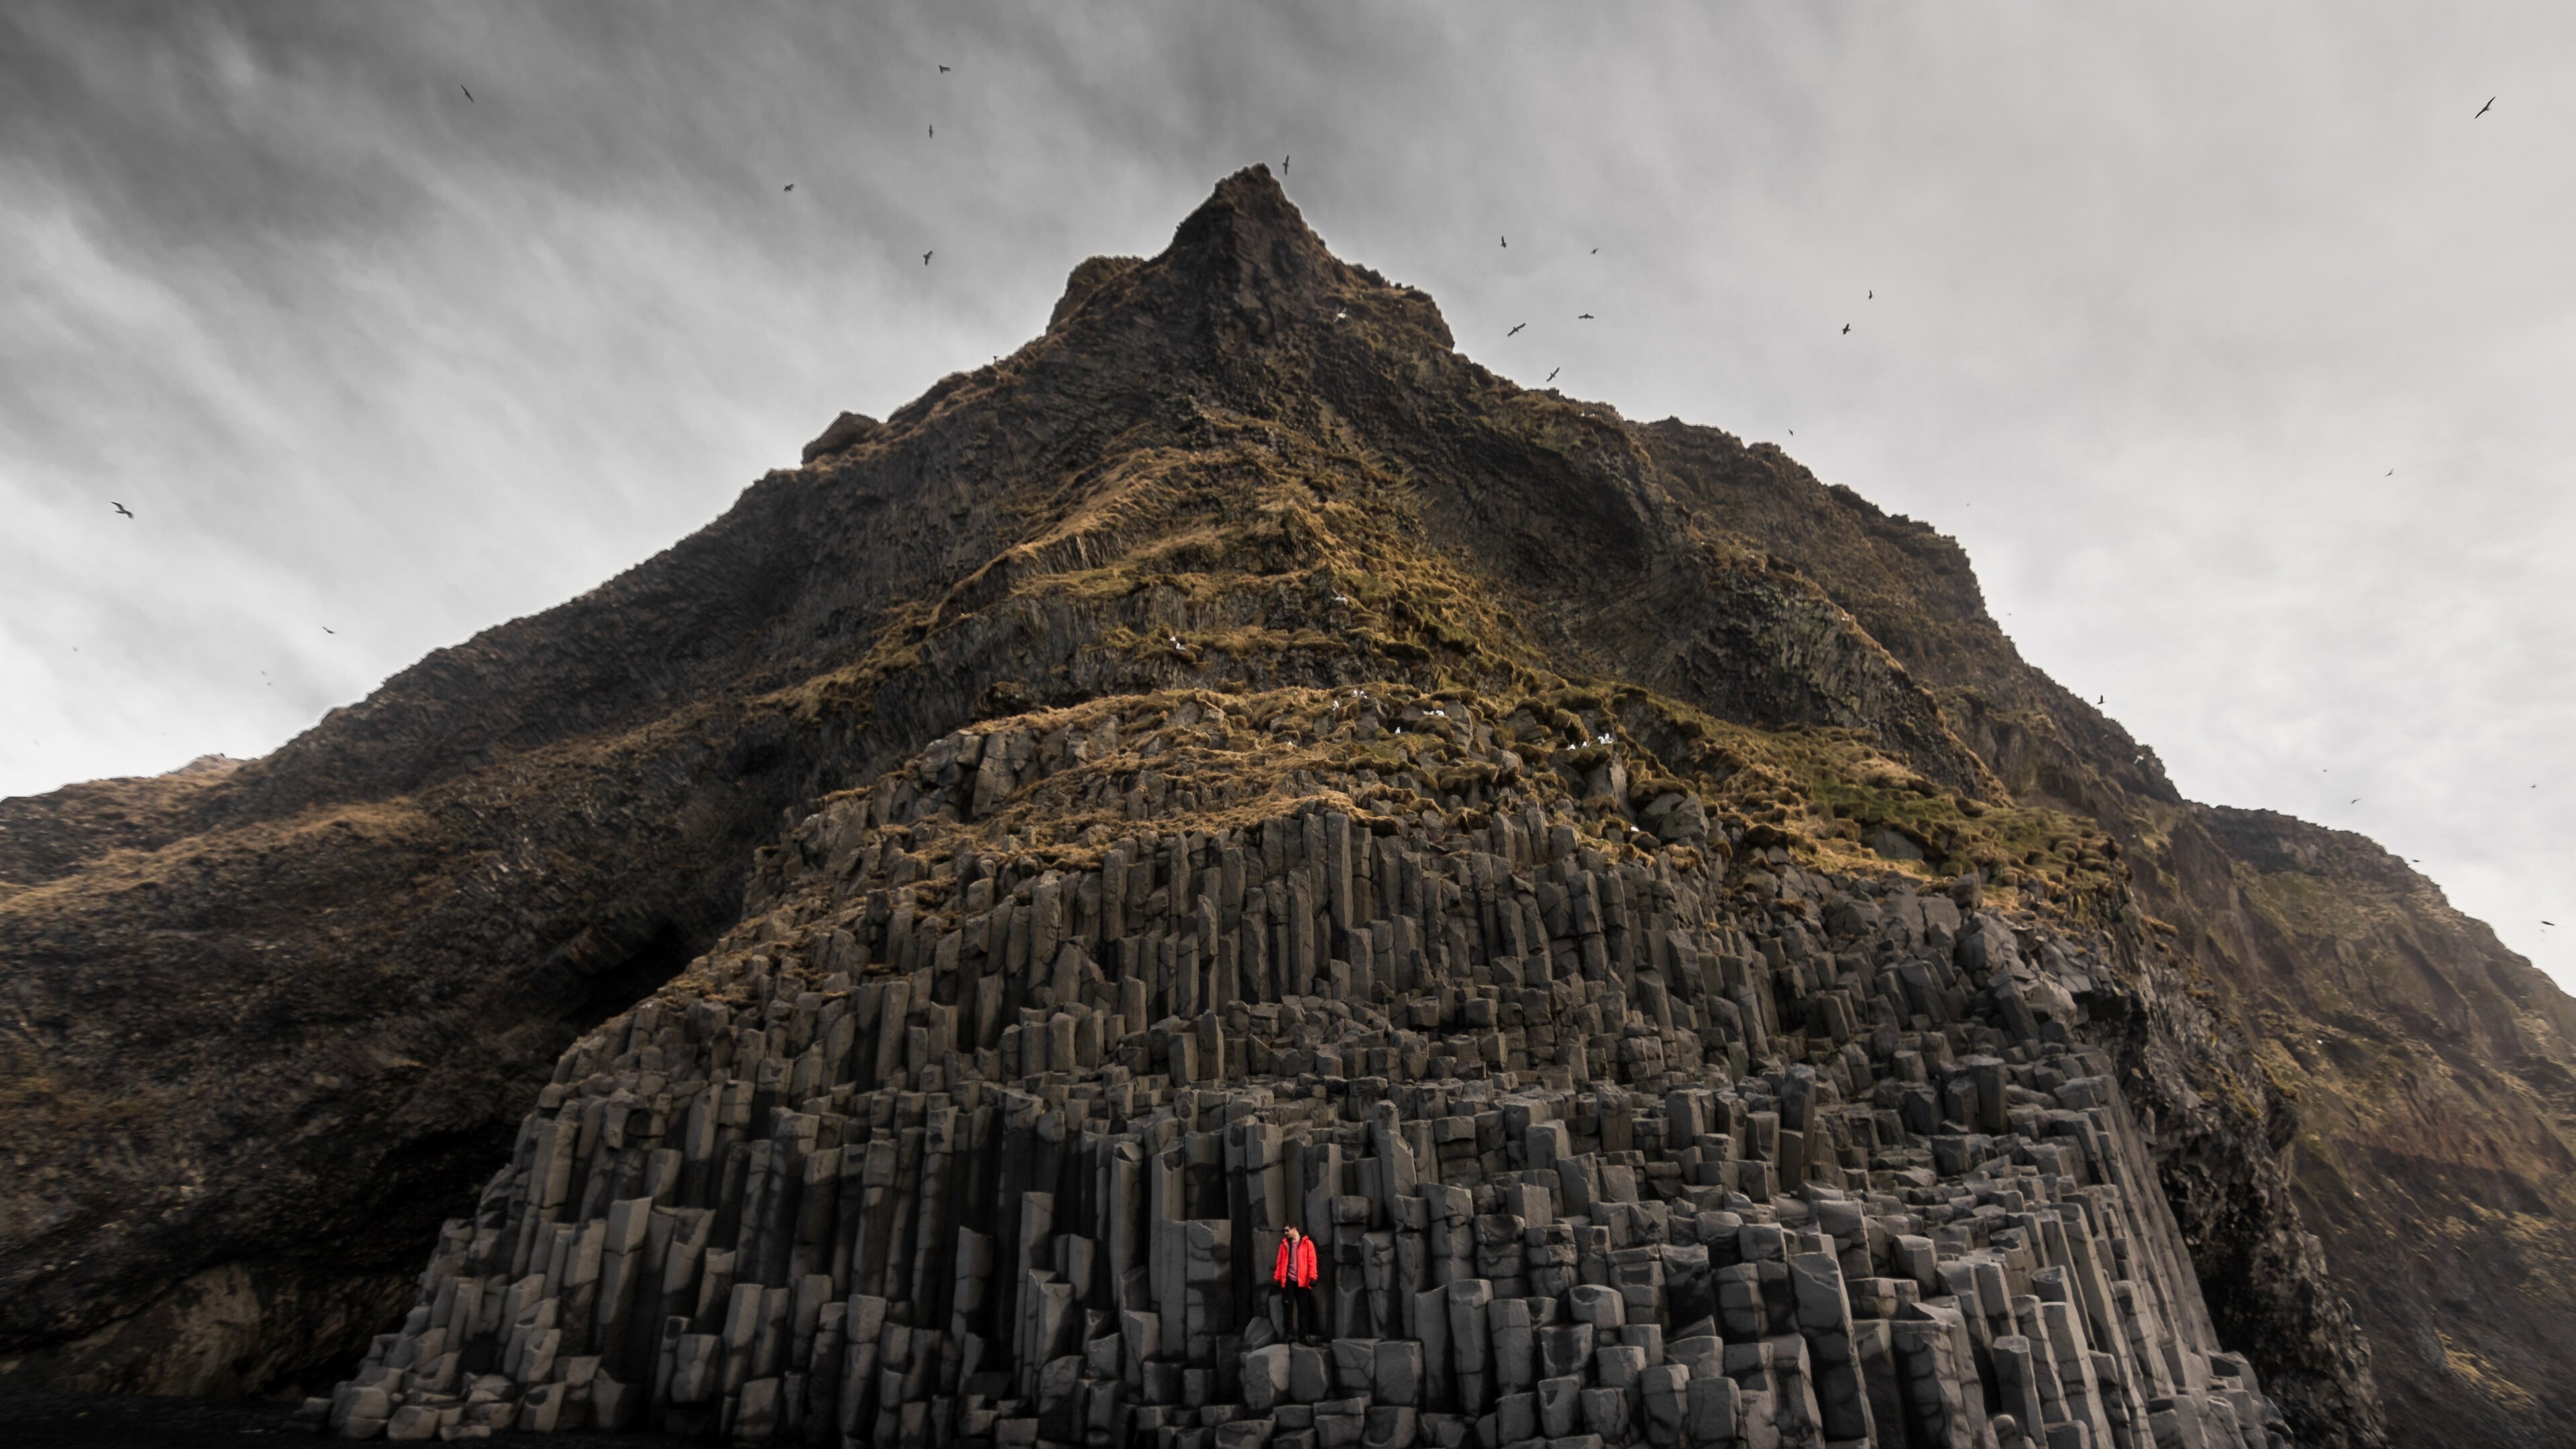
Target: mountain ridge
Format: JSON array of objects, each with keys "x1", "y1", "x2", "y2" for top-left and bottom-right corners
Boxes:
[{"x1": 2, "y1": 164, "x2": 2569, "y2": 1447}]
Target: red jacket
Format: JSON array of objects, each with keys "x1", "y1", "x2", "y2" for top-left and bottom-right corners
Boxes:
[{"x1": 1273, "y1": 1232, "x2": 1318, "y2": 1289}]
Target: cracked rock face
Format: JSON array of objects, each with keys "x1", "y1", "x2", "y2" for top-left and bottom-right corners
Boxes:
[
  {"x1": 303, "y1": 694, "x2": 2298, "y2": 1449},
  {"x1": 8, "y1": 164, "x2": 2571, "y2": 1445}
]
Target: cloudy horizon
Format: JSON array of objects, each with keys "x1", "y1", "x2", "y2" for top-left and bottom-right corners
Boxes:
[{"x1": 5, "y1": 3, "x2": 2571, "y2": 987}]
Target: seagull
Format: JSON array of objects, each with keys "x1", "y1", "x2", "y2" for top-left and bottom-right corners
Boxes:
[
  {"x1": 1591, "y1": 248, "x2": 1599, "y2": 254},
  {"x1": 460, "y1": 85, "x2": 475, "y2": 103},
  {"x1": 923, "y1": 250, "x2": 933, "y2": 266},
  {"x1": 939, "y1": 64, "x2": 951, "y2": 72},
  {"x1": 1501, "y1": 235, "x2": 1507, "y2": 248},
  {"x1": 2475, "y1": 97, "x2": 2495, "y2": 118},
  {"x1": 928, "y1": 124, "x2": 934, "y2": 138},
  {"x1": 1334, "y1": 309, "x2": 1348, "y2": 322},
  {"x1": 1867, "y1": 289, "x2": 1873, "y2": 299},
  {"x1": 783, "y1": 183, "x2": 795, "y2": 192},
  {"x1": 1283, "y1": 154, "x2": 1291, "y2": 172},
  {"x1": 111, "y1": 502, "x2": 133, "y2": 519},
  {"x1": 1545, "y1": 368, "x2": 1560, "y2": 382},
  {"x1": 1508, "y1": 323, "x2": 1526, "y2": 336},
  {"x1": 323, "y1": 627, "x2": 336, "y2": 635},
  {"x1": 1841, "y1": 323, "x2": 1851, "y2": 334},
  {"x1": 2350, "y1": 798, "x2": 2359, "y2": 804},
  {"x1": 1577, "y1": 313, "x2": 1595, "y2": 320}
]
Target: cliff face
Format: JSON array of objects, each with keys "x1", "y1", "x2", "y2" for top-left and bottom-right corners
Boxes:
[
  {"x1": 2159, "y1": 809, "x2": 2576, "y2": 1449},
  {"x1": 1617, "y1": 427, "x2": 2576, "y2": 1446},
  {"x1": 0, "y1": 166, "x2": 2565, "y2": 1446},
  {"x1": 296, "y1": 690, "x2": 2302, "y2": 1448}
]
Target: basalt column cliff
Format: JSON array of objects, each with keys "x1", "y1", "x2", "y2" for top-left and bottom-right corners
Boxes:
[
  {"x1": 7, "y1": 168, "x2": 2575, "y2": 1449},
  {"x1": 304, "y1": 703, "x2": 2300, "y2": 1449}
]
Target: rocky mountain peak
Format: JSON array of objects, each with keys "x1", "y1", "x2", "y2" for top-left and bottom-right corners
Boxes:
[
  {"x1": 7, "y1": 168, "x2": 2575, "y2": 1449},
  {"x1": 1158, "y1": 164, "x2": 1361, "y2": 335},
  {"x1": 1166, "y1": 164, "x2": 1329, "y2": 283},
  {"x1": 1043, "y1": 165, "x2": 1449, "y2": 357}
]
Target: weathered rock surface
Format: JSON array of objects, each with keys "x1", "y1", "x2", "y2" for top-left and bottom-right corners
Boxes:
[
  {"x1": 3, "y1": 165, "x2": 2569, "y2": 1445},
  {"x1": 297, "y1": 696, "x2": 2299, "y2": 1449}
]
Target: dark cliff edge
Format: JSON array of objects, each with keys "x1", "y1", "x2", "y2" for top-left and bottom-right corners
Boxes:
[{"x1": 3, "y1": 166, "x2": 2568, "y2": 1448}]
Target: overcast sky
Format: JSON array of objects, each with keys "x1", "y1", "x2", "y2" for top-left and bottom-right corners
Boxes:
[{"x1": 5, "y1": 3, "x2": 2571, "y2": 988}]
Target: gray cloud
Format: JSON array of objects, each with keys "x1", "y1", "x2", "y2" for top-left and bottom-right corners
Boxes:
[{"x1": 5, "y1": 1, "x2": 2569, "y2": 985}]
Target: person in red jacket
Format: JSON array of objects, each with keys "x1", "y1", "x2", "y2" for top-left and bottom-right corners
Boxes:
[{"x1": 1271, "y1": 1224, "x2": 1320, "y2": 1340}]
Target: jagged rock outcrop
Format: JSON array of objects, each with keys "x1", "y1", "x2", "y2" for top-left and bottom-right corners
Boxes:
[
  {"x1": 303, "y1": 693, "x2": 2294, "y2": 1448},
  {"x1": 5, "y1": 164, "x2": 2570, "y2": 1446}
]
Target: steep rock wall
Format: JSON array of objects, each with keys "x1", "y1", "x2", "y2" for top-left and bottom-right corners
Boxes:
[
  {"x1": 11, "y1": 166, "x2": 2557, "y2": 1446},
  {"x1": 313, "y1": 692, "x2": 2292, "y2": 1449}
]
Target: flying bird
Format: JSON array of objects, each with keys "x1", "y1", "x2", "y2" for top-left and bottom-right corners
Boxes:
[
  {"x1": 1577, "y1": 313, "x2": 1594, "y2": 319},
  {"x1": 2475, "y1": 97, "x2": 2495, "y2": 118},
  {"x1": 783, "y1": 183, "x2": 795, "y2": 192},
  {"x1": 1500, "y1": 236, "x2": 1507, "y2": 248},
  {"x1": 323, "y1": 627, "x2": 336, "y2": 635},
  {"x1": 1507, "y1": 323, "x2": 1526, "y2": 336},
  {"x1": 939, "y1": 64, "x2": 951, "y2": 72},
  {"x1": 460, "y1": 85, "x2": 475, "y2": 103},
  {"x1": 2351, "y1": 798, "x2": 2359, "y2": 804},
  {"x1": 928, "y1": 124, "x2": 934, "y2": 138},
  {"x1": 923, "y1": 250, "x2": 933, "y2": 266},
  {"x1": 1867, "y1": 289, "x2": 1873, "y2": 299},
  {"x1": 2385, "y1": 469, "x2": 2393, "y2": 476},
  {"x1": 1591, "y1": 248, "x2": 1599, "y2": 254},
  {"x1": 1545, "y1": 368, "x2": 1560, "y2": 382},
  {"x1": 111, "y1": 502, "x2": 133, "y2": 519},
  {"x1": 1283, "y1": 155, "x2": 1290, "y2": 172},
  {"x1": 1841, "y1": 323, "x2": 1851, "y2": 334}
]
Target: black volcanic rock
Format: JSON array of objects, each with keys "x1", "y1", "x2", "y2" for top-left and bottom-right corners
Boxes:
[{"x1": 4, "y1": 165, "x2": 2571, "y2": 1448}]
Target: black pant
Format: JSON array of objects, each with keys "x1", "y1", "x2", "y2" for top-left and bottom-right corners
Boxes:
[{"x1": 1279, "y1": 1283, "x2": 1316, "y2": 1340}]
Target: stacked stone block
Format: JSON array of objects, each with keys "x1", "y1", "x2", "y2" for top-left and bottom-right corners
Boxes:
[{"x1": 315, "y1": 707, "x2": 2296, "y2": 1449}]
